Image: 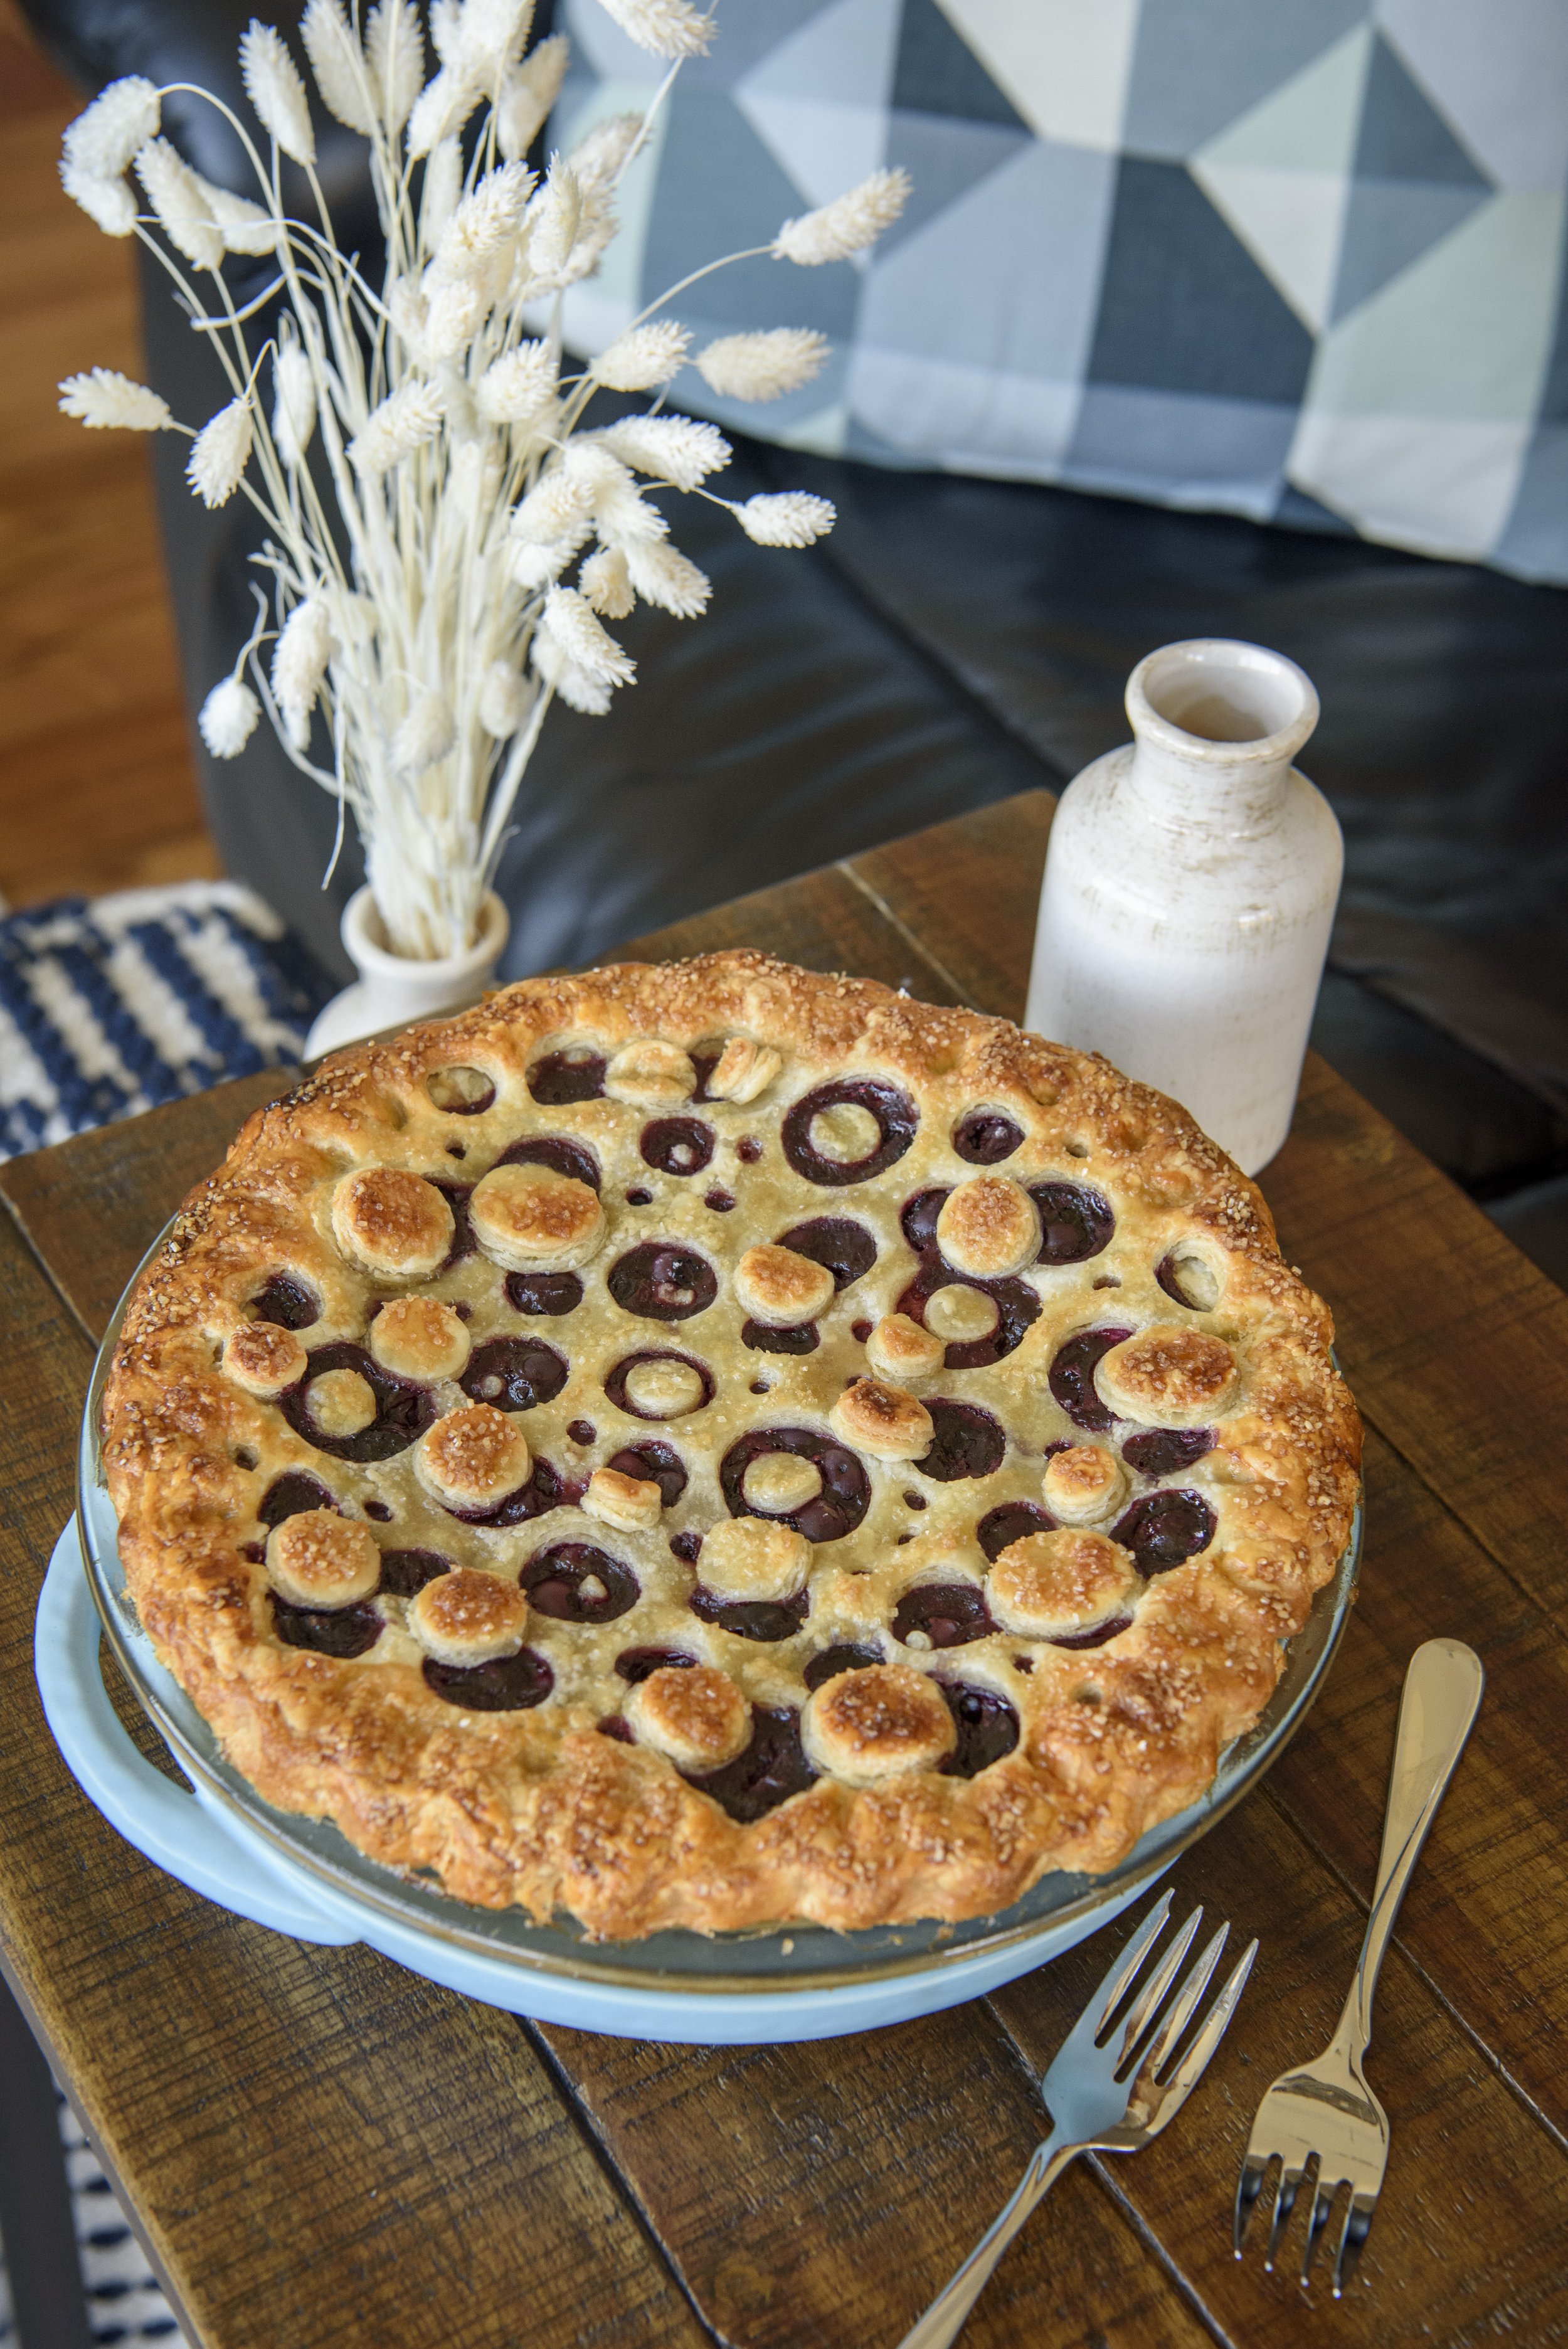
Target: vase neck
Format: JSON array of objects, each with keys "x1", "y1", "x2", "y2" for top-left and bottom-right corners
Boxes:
[{"x1": 1121, "y1": 636, "x2": 1319, "y2": 840}]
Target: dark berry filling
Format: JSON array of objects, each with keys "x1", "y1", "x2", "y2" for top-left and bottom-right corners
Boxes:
[
  {"x1": 893, "y1": 1581, "x2": 996, "y2": 1648},
  {"x1": 460, "y1": 1335, "x2": 568, "y2": 1412},
  {"x1": 669, "y1": 1529, "x2": 702, "y2": 1564},
  {"x1": 422, "y1": 1649, "x2": 554, "y2": 1710},
  {"x1": 522, "y1": 1541, "x2": 638, "y2": 1623},
  {"x1": 424, "y1": 1179, "x2": 477, "y2": 1273},
  {"x1": 904, "y1": 1490, "x2": 927, "y2": 1510},
  {"x1": 426, "y1": 1065, "x2": 494, "y2": 1115},
  {"x1": 775, "y1": 1216, "x2": 877, "y2": 1290},
  {"x1": 272, "y1": 1595, "x2": 381, "y2": 1658},
  {"x1": 953, "y1": 1111, "x2": 1024, "y2": 1165},
  {"x1": 625, "y1": 1187, "x2": 652, "y2": 1206},
  {"x1": 719, "y1": 1426, "x2": 871, "y2": 1542},
  {"x1": 451, "y1": 1456, "x2": 582, "y2": 1527},
  {"x1": 690, "y1": 1584, "x2": 809, "y2": 1643},
  {"x1": 914, "y1": 1400, "x2": 1006, "y2": 1483},
  {"x1": 568, "y1": 1418, "x2": 596, "y2": 1445},
  {"x1": 1049, "y1": 1327, "x2": 1133, "y2": 1433},
  {"x1": 527, "y1": 1049, "x2": 606, "y2": 1105},
  {"x1": 1030, "y1": 1181, "x2": 1115, "y2": 1265},
  {"x1": 1111, "y1": 1490, "x2": 1216, "y2": 1574},
  {"x1": 743, "y1": 1318, "x2": 819, "y2": 1355},
  {"x1": 378, "y1": 1548, "x2": 451, "y2": 1598},
  {"x1": 1121, "y1": 1427, "x2": 1214, "y2": 1478},
  {"x1": 364, "y1": 1499, "x2": 393, "y2": 1522},
  {"x1": 1048, "y1": 1613, "x2": 1134, "y2": 1650},
  {"x1": 688, "y1": 1049, "x2": 721, "y2": 1101},
  {"x1": 781, "y1": 1079, "x2": 918, "y2": 1187},
  {"x1": 896, "y1": 1263, "x2": 1040, "y2": 1370},
  {"x1": 504, "y1": 1269, "x2": 584, "y2": 1318},
  {"x1": 258, "y1": 1471, "x2": 337, "y2": 1528},
  {"x1": 705, "y1": 1186, "x2": 736, "y2": 1212},
  {"x1": 596, "y1": 1715, "x2": 633, "y2": 1741},
  {"x1": 281, "y1": 1342, "x2": 436, "y2": 1463},
  {"x1": 603, "y1": 1349, "x2": 715, "y2": 1419},
  {"x1": 940, "y1": 1684, "x2": 1020, "y2": 1776},
  {"x1": 248, "y1": 1275, "x2": 319, "y2": 1330},
  {"x1": 977, "y1": 1500, "x2": 1054, "y2": 1562},
  {"x1": 608, "y1": 1241, "x2": 718, "y2": 1321},
  {"x1": 685, "y1": 1706, "x2": 815, "y2": 1822},
  {"x1": 852, "y1": 1318, "x2": 872, "y2": 1343},
  {"x1": 615, "y1": 1646, "x2": 698, "y2": 1683},
  {"x1": 607, "y1": 1440, "x2": 687, "y2": 1507},
  {"x1": 802, "y1": 1643, "x2": 881, "y2": 1691},
  {"x1": 640, "y1": 1117, "x2": 714, "y2": 1176},
  {"x1": 900, "y1": 1187, "x2": 950, "y2": 1253},
  {"x1": 736, "y1": 1137, "x2": 763, "y2": 1164},
  {"x1": 495, "y1": 1135, "x2": 600, "y2": 1190}
]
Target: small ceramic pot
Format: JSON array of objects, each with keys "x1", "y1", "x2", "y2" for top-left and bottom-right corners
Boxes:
[
  {"x1": 304, "y1": 888, "x2": 511, "y2": 1059},
  {"x1": 1025, "y1": 639, "x2": 1342, "y2": 1175}
]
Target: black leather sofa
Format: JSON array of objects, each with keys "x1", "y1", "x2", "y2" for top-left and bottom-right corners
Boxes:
[{"x1": 22, "y1": 0, "x2": 1568, "y2": 1291}]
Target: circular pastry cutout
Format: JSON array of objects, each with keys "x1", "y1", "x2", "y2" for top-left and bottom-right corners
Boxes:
[
  {"x1": 896, "y1": 1263, "x2": 1040, "y2": 1371},
  {"x1": 1111, "y1": 1489, "x2": 1216, "y2": 1574},
  {"x1": 1049, "y1": 1327, "x2": 1134, "y2": 1433},
  {"x1": 741, "y1": 1453, "x2": 822, "y2": 1515},
  {"x1": 781, "y1": 1079, "x2": 917, "y2": 1187},
  {"x1": 460, "y1": 1336, "x2": 569, "y2": 1413},
  {"x1": 303, "y1": 1367, "x2": 378, "y2": 1440},
  {"x1": 700, "y1": 1515, "x2": 810, "y2": 1603},
  {"x1": 1095, "y1": 1326, "x2": 1238, "y2": 1427},
  {"x1": 912, "y1": 1400, "x2": 1006, "y2": 1483},
  {"x1": 704, "y1": 1037, "x2": 782, "y2": 1103},
  {"x1": 865, "y1": 1313, "x2": 945, "y2": 1387},
  {"x1": 280, "y1": 1342, "x2": 437, "y2": 1462},
  {"x1": 1041, "y1": 1443, "x2": 1128, "y2": 1525},
  {"x1": 416, "y1": 1402, "x2": 531, "y2": 1512},
  {"x1": 952, "y1": 1109, "x2": 1024, "y2": 1165},
  {"x1": 775, "y1": 1216, "x2": 876, "y2": 1291},
  {"x1": 496, "y1": 1135, "x2": 601, "y2": 1191},
  {"x1": 265, "y1": 1510, "x2": 380, "y2": 1608},
  {"x1": 607, "y1": 1241, "x2": 718, "y2": 1322},
  {"x1": 986, "y1": 1529, "x2": 1138, "y2": 1639},
  {"x1": 627, "y1": 1663, "x2": 750, "y2": 1770},
  {"x1": 802, "y1": 1663, "x2": 955, "y2": 1784},
  {"x1": 522, "y1": 1542, "x2": 639, "y2": 1623},
  {"x1": 332, "y1": 1167, "x2": 455, "y2": 1281},
  {"x1": 1157, "y1": 1244, "x2": 1222, "y2": 1313},
  {"x1": 891, "y1": 1581, "x2": 995, "y2": 1650},
  {"x1": 411, "y1": 1565, "x2": 529, "y2": 1662},
  {"x1": 924, "y1": 1284, "x2": 1000, "y2": 1345},
  {"x1": 831, "y1": 1377, "x2": 935, "y2": 1463},
  {"x1": 583, "y1": 1466, "x2": 664, "y2": 1533},
  {"x1": 1029, "y1": 1181, "x2": 1115, "y2": 1266},
  {"x1": 734, "y1": 1243, "x2": 835, "y2": 1328},
  {"x1": 719, "y1": 1427, "x2": 871, "y2": 1542},
  {"x1": 607, "y1": 1350, "x2": 713, "y2": 1421},
  {"x1": 470, "y1": 1164, "x2": 605, "y2": 1273},
  {"x1": 224, "y1": 1320, "x2": 307, "y2": 1397},
  {"x1": 936, "y1": 1177, "x2": 1041, "y2": 1280},
  {"x1": 605, "y1": 1039, "x2": 697, "y2": 1106},
  {"x1": 640, "y1": 1117, "x2": 714, "y2": 1176},
  {"x1": 527, "y1": 1047, "x2": 606, "y2": 1104},
  {"x1": 426, "y1": 1065, "x2": 496, "y2": 1115},
  {"x1": 370, "y1": 1296, "x2": 470, "y2": 1383}
]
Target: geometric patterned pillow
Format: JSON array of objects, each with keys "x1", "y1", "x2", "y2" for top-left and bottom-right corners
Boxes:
[{"x1": 553, "y1": 0, "x2": 1568, "y2": 583}]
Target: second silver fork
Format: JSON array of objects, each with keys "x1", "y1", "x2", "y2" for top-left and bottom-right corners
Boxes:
[{"x1": 898, "y1": 1889, "x2": 1256, "y2": 2349}]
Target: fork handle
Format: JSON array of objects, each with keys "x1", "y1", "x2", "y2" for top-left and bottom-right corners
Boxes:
[
  {"x1": 1339, "y1": 1638, "x2": 1483, "y2": 2056},
  {"x1": 895, "y1": 2131, "x2": 1079, "y2": 2349}
]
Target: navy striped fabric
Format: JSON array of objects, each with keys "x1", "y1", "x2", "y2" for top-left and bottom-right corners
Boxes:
[{"x1": 0, "y1": 883, "x2": 333, "y2": 1160}]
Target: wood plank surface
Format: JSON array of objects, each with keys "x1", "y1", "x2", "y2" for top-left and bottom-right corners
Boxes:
[
  {"x1": 6, "y1": 788, "x2": 1568, "y2": 2349},
  {"x1": 0, "y1": 1211, "x2": 707, "y2": 2349}
]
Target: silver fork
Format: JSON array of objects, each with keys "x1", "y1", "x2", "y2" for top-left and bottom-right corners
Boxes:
[
  {"x1": 898, "y1": 1890, "x2": 1257, "y2": 2349},
  {"x1": 1235, "y1": 1637, "x2": 1484, "y2": 2296}
]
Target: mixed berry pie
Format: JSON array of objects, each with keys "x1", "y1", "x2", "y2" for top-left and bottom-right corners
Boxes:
[{"x1": 103, "y1": 953, "x2": 1361, "y2": 1938}]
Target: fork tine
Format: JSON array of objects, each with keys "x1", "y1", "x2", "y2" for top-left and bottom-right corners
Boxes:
[
  {"x1": 1234, "y1": 2153, "x2": 1269, "y2": 2256},
  {"x1": 1116, "y1": 1904, "x2": 1203, "y2": 2066},
  {"x1": 1332, "y1": 2192, "x2": 1377, "y2": 2298},
  {"x1": 1086, "y1": 1887, "x2": 1175, "y2": 2039},
  {"x1": 1162, "y1": 1936, "x2": 1256, "y2": 2106},
  {"x1": 1142, "y1": 1921, "x2": 1229, "y2": 2081},
  {"x1": 1265, "y1": 2160, "x2": 1308, "y2": 2271},
  {"x1": 1302, "y1": 2177, "x2": 1340, "y2": 2286}
]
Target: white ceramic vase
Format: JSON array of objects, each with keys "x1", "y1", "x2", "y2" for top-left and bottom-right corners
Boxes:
[
  {"x1": 304, "y1": 887, "x2": 511, "y2": 1059},
  {"x1": 1025, "y1": 638, "x2": 1342, "y2": 1175}
]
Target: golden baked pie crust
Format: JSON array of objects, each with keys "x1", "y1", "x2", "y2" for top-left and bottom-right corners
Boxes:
[{"x1": 102, "y1": 952, "x2": 1361, "y2": 1939}]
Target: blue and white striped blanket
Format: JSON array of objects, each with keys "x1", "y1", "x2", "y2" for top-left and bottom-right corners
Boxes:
[{"x1": 0, "y1": 883, "x2": 332, "y2": 1160}]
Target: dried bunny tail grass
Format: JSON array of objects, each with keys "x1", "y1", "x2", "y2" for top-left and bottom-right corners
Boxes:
[
  {"x1": 187, "y1": 396, "x2": 254, "y2": 507},
  {"x1": 496, "y1": 32, "x2": 569, "y2": 161},
  {"x1": 590, "y1": 319, "x2": 689, "y2": 392},
  {"x1": 596, "y1": 413, "x2": 729, "y2": 490},
  {"x1": 732, "y1": 490, "x2": 835, "y2": 546},
  {"x1": 135, "y1": 137, "x2": 225, "y2": 269},
  {"x1": 697, "y1": 327, "x2": 829, "y2": 402},
  {"x1": 60, "y1": 161, "x2": 139, "y2": 236},
  {"x1": 623, "y1": 540, "x2": 709, "y2": 618},
  {"x1": 364, "y1": 0, "x2": 424, "y2": 132},
  {"x1": 541, "y1": 586, "x2": 635, "y2": 686},
  {"x1": 421, "y1": 275, "x2": 486, "y2": 361},
  {"x1": 406, "y1": 66, "x2": 483, "y2": 160},
  {"x1": 63, "y1": 77, "x2": 161, "y2": 182},
  {"x1": 302, "y1": 0, "x2": 377, "y2": 136},
  {"x1": 479, "y1": 660, "x2": 531, "y2": 737},
  {"x1": 199, "y1": 676, "x2": 262, "y2": 758},
  {"x1": 563, "y1": 442, "x2": 666, "y2": 545},
  {"x1": 240, "y1": 21, "x2": 317, "y2": 167},
  {"x1": 58, "y1": 368, "x2": 173, "y2": 432},
  {"x1": 456, "y1": 0, "x2": 536, "y2": 77},
  {"x1": 579, "y1": 545, "x2": 634, "y2": 619},
  {"x1": 348, "y1": 378, "x2": 445, "y2": 475},
  {"x1": 526, "y1": 159, "x2": 581, "y2": 277},
  {"x1": 418, "y1": 135, "x2": 464, "y2": 243},
  {"x1": 509, "y1": 465, "x2": 590, "y2": 546},
  {"x1": 272, "y1": 596, "x2": 333, "y2": 747},
  {"x1": 570, "y1": 112, "x2": 644, "y2": 193},
  {"x1": 531, "y1": 630, "x2": 611, "y2": 716},
  {"x1": 272, "y1": 333, "x2": 317, "y2": 465},
  {"x1": 391, "y1": 691, "x2": 455, "y2": 778},
  {"x1": 432, "y1": 162, "x2": 534, "y2": 282},
  {"x1": 595, "y1": 0, "x2": 714, "y2": 60},
  {"x1": 475, "y1": 339, "x2": 556, "y2": 423},
  {"x1": 203, "y1": 180, "x2": 280, "y2": 255},
  {"x1": 773, "y1": 166, "x2": 910, "y2": 265}
]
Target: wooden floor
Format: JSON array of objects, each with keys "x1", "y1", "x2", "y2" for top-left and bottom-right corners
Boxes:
[{"x1": 0, "y1": 3, "x2": 218, "y2": 911}]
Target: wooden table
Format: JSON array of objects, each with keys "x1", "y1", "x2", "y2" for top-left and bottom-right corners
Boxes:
[{"x1": 3, "y1": 791, "x2": 1566, "y2": 2349}]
